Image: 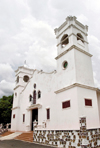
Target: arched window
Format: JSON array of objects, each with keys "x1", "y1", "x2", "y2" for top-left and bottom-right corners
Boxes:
[
  {"x1": 34, "y1": 83, "x2": 36, "y2": 89},
  {"x1": 77, "y1": 33, "x2": 84, "y2": 43},
  {"x1": 33, "y1": 90, "x2": 36, "y2": 104},
  {"x1": 61, "y1": 34, "x2": 69, "y2": 48},
  {"x1": 38, "y1": 91, "x2": 41, "y2": 99},
  {"x1": 15, "y1": 93, "x2": 17, "y2": 97},
  {"x1": 16, "y1": 76, "x2": 19, "y2": 83},
  {"x1": 29, "y1": 94, "x2": 32, "y2": 102}
]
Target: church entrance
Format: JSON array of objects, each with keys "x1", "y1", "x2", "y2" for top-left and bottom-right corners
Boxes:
[{"x1": 31, "y1": 109, "x2": 38, "y2": 131}]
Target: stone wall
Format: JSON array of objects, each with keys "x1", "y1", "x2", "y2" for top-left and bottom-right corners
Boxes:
[{"x1": 33, "y1": 117, "x2": 100, "y2": 148}]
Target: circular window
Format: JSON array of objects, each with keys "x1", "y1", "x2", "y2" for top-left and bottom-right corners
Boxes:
[
  {"x1": 63, "y1": 61, "x2": 68, "y2": 69},
  {"x1": 23, "y1": 75, "x2": 29, "y2": 82}
]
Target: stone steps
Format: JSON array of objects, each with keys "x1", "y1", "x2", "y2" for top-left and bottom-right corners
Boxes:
[{"x1": 15, "y1": 132, "x2": 33, "y2": 142}]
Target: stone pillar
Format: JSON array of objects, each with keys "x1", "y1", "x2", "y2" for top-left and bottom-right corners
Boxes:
[
  {"x1": 33, "y1": 120, "x2": 38, "y2": 131},
  {"x1": 80, "y1": 117, "x2": 89, "y2": 147}
]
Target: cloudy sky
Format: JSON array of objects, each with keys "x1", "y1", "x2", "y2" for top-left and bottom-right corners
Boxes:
[{"x1": 0, "y1": 0, "x2": 100, "y2": 97}]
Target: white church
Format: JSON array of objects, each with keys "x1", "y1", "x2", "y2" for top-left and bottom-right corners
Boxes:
[{"x1": 11, "y1": 16, "x2": 100, "y2": 147}]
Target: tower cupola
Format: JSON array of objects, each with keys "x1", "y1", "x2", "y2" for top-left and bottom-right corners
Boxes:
[{"x1": 54, "y1": 16, "x2": 89, "y2": 57}]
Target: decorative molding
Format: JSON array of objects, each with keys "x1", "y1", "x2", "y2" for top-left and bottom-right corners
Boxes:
[
  {"x1": 55, "y1": 16, "x2": 87, "y2": 34},
  {"x1": 56, "y1": 24, "x2": 88, "y2": 39},
  {"x1": 55, "y1": 45, "x2": 92, "y2": 60},
  {"x1": 15, "y1": 66, "x2": 34, "y2": 73},
  {"x1": 27, "y1": 103, "x2": 42, "y2": 110},
  {"x1": 75, "y1": 20, "x2": 85, "y2": 29},
  {"x1": 38, "y1": 70, "x2": 57, "y2": 74},
  {"x1": 76, "y1": 20, "x2": 88, "y2": 31},
  {"x1": 15, "y1": 71, "x2": 33, "y2": 77},
  {"x1": 11, "y1": 106, "x2": 20, "y2": 110},
  {"x1": 96, "y1": 88, "x2": 100, "y2": 92},
  {"x1": 58, "y1": 20, "x2": 68, "y2": 32},
  {"x1": 16, "y1": 69, "x2": 57, "y2": 76},
  {"x1": 14, "y1": 85, "x2": 24, "y2": 90},
  {"x1": 55, "y1": 83, "x2": 97, "y2": 94},
  {"x1": 54, "y1": 20, "x2": 68, "y2": 34},
  {"x1": 72, "y1": 24, "x2": 88, "y2": 36}
]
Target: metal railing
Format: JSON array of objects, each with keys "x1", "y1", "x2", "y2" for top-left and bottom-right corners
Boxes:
[{"x1": 0, "y1": 123, "x2": 11, "y2": 135}]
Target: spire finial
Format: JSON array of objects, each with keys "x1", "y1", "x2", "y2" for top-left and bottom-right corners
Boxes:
[
  {"x1": 24, "y1": 60, "x2": 26, "y2": 65},
  {"x1": 24, "y1": 60, "x2": 28, "y2": 68}
]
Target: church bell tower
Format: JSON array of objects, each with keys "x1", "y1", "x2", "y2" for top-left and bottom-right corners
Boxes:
[
  {"x1": 54, "y1": 16, "x2": 99, "y2": 130},
  {"x1": 54, "y1": 16, "x2": 94, "y2": 90}
]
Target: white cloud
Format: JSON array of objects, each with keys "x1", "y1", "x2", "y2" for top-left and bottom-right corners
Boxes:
[
  {"x1": 0, "y1": 80, "x2": 14, "y2": 97},
  {"x1": 88, "y1": 35, "x2": 100, "y2": 45},
  {"x1": 0, "y1": 0, "x2": 100, "y2": 97},
  {"x1": 11, "y1": 15, "x2": 57, "y2": 71},
  {"x1": 0, "y1": 63, "x2": 14, "y2": 82},
  {"x1": 84, "y1": 0, "x2": 100, "y2": 13},
  {"x1": 77, "y1": 14, "x2": 88, "y2": 25}
]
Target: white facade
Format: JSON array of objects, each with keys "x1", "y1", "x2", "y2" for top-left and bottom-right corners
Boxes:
[{"x1": 11, "y1": 16, "x2": 100, "y2": 132}]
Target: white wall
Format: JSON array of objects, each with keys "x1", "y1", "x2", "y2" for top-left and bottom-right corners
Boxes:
[
  {"x1": 11, "y1": 65, "x2": 100, "y2": 131},
  {"x1": 11, "y1": 69, "x2": 57, "y2": 131},
  {"x1": 56, "y1": 49, "x2": 76, "y2": 90},
  {"x1": 54, "y1": 87, "x2": 80, "y2": 130},
  {"x1": 75, "y1": 49, "x2": 94, "y2": 86},
  {"x1": 11, "y1": 108, "x2": 20, "y2": 131},
  {"x1": 77, "y1": 87, "x2": 100, "y2": 129}
]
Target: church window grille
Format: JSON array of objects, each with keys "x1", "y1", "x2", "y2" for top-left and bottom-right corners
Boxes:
[
  {"x1": 47, "y1": 109, "x2": 50, "y2": 120},
  {"x1": 62, "y1": 100, "x2": 70, "y2": 109},
  {"x1": 77, "y1": 33, "x2": 84, "y2": 43},
  {"x1": 38, "y1": 91, "x2": 41, "y2": 99},
  {"x1": 33, "y1": 90, "x2": 36, "y2": 104},
  {"x1": 34, "y1": 83, "x2": 36, "y2": 89},
  {"x1": 23, "y1": 114, "x2": 25, "y2": 122},
  {"x1": 85, "y1": 99, "x2": 92, "y2": 106},
  {"x1": 29, "y1": 94, "x2": 32, "y2": 101},
  {"x1": 61, "y1": 34, "x2": 69, "y2": 48},
  {"x1": 13, "y1": 114, "x2": 15, "y2": 118}
]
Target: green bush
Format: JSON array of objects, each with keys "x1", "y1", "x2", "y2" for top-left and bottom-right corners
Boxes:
[{"x1": 0, "y1": 95, "x2": 13, "y2": 125}]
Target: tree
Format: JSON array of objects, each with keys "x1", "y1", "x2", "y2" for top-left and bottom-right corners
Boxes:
[{"x1": 0, "y1": 95, "x2": 13, "y2": 125}]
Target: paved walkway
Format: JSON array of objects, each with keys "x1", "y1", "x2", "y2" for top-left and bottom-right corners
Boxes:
[
  {"x1": 0, "y1": 132, "x2": 22, "y2": 140},
  {"x1": 0, "y1": 139, "x2": 56, "y2": 148}
]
